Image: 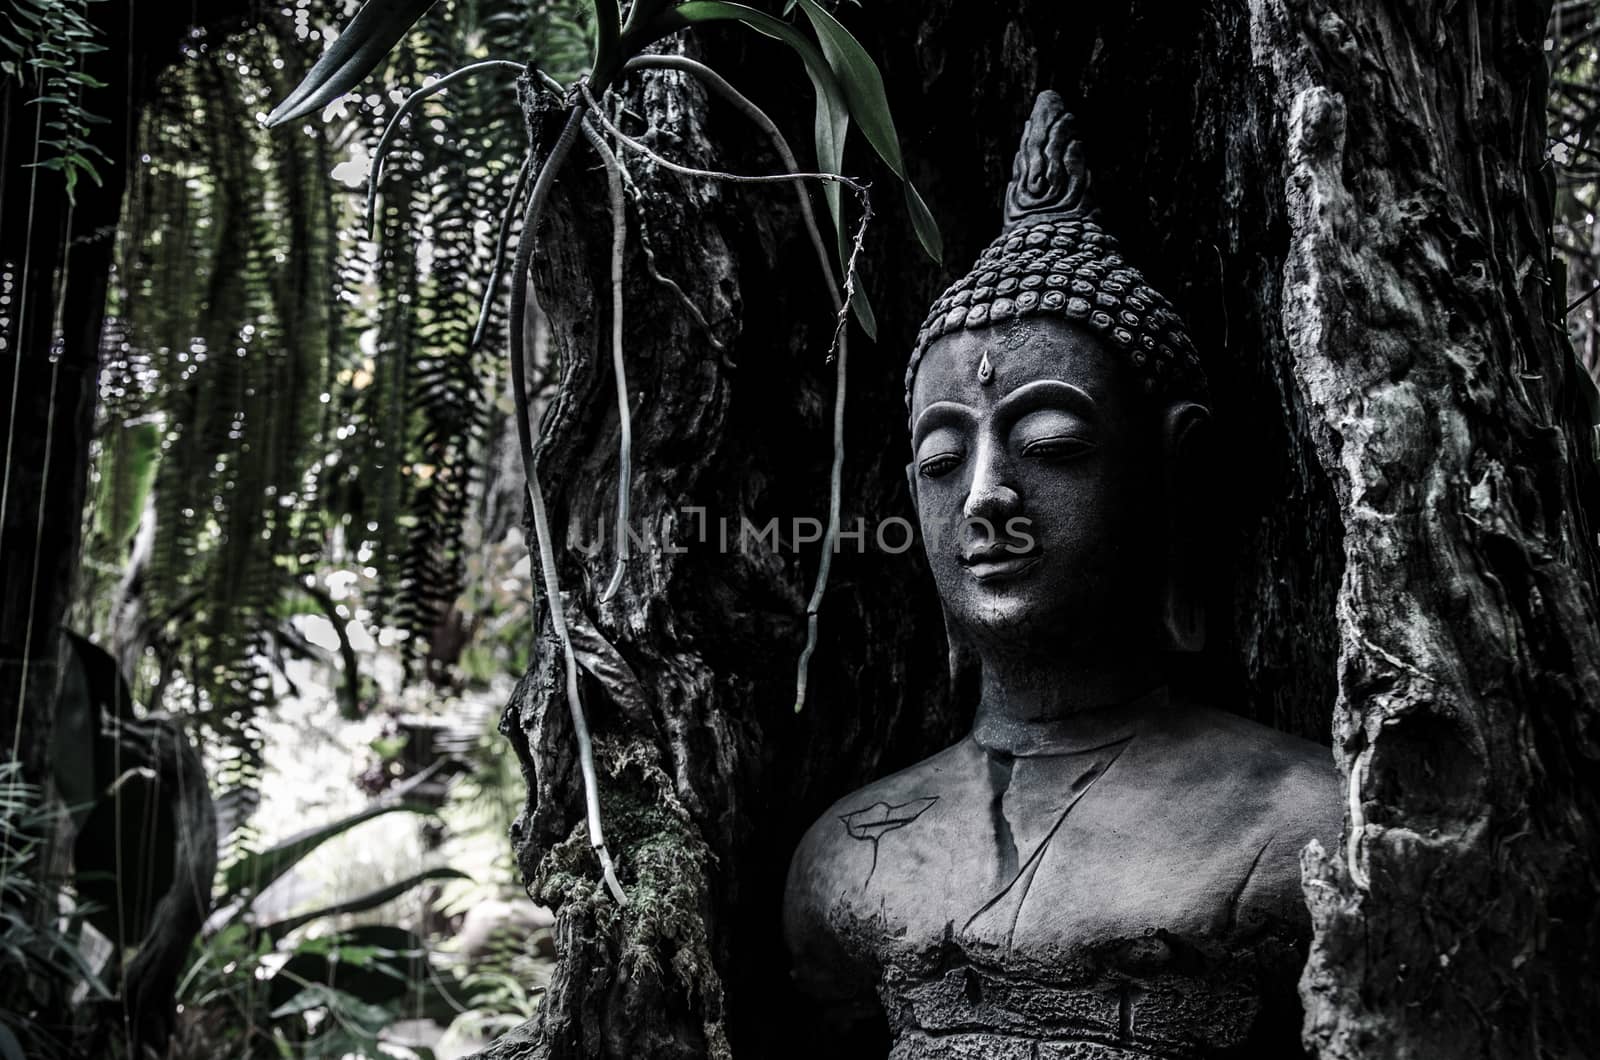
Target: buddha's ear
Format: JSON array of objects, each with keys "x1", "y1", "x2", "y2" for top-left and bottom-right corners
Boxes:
[{"x1": 1159, "y1": 401, "x2": 1211, "y2": 653}]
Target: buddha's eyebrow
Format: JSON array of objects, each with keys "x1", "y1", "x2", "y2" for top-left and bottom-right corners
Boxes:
[
  {"x1": 911, "y1": 401, "x2": 976, "y2": 445},
  {"x1": 993, "y1": 380, "x2": 1098, "y2": 422}
]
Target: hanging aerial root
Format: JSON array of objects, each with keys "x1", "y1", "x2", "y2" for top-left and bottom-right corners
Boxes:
[
  {"x1": 581, "y1": 77, "x2": 870, "y2": 713},
  {"x1": 579, "y1": 116, "x2": 633, "y2": 604},
  {"x1": 473, "y1": 70, "x2": 568, "y2": 351},
  {"x1": 367, "y1": 59, "x2": 525, "y2": 235},
  {"x1": 794, "y1": 197, "x2": 869, "y2": 713},
  {"x1": 471, "y1": 149, "x2": 534, "y2": 351},
  {"x1": 507, "y1": 89, "x2": 626, "y2": 906}
]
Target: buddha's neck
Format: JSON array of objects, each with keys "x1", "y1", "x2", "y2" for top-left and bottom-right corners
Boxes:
[{"x1": 970, "y1": 643, "x2": 1163, "y2": 750}]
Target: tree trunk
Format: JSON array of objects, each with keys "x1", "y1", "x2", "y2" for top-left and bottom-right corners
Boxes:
[
  {"x1": 1255, "y1": 4, "x2": 1600, "y2": 1057},
  {"x1": 490, "y1": 2, "x2": 1599, "y2": 1058}
]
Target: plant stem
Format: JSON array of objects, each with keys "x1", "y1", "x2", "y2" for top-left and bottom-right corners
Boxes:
[{"x1": 471, "y1": 149, "x2": 535, "y2": 351}]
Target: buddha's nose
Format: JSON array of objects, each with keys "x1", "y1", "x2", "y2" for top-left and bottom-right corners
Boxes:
[{"x1": 963, "y1": 452, "x2": 1022, "y2": 523}]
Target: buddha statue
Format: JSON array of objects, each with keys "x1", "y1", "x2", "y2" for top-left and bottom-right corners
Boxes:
[{"x1": 784, "y1": 91, "x2": 1342, "y2": 1059}]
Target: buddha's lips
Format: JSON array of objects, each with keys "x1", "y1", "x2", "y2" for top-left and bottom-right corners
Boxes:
[
  {"x1": 962, "y1": 542, "x2": 1038, "y2": 562},
  {"x1": 962, "y1": 544, "x2": 1042, "y2": 580}
]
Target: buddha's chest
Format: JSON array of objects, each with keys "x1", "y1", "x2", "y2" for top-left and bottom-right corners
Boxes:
[
  {"x1": 824, "y1": 743, "x2": 1269, "y2": 957},
  {"x1": 815, "y1": 743, "x2": 1312, "y2": 1057}
]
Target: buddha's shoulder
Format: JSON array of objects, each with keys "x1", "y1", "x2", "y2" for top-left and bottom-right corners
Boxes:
[
  {"x1": 790, "y1": 737, "x2": 986, "y2": 868},
  {"x1": 1147, "y1": 704, "x2": 1344, "y2": 904},
  {"x1": 1167, "y1": 704, "x2": 1340, "y2": 816},
  {"x1": 783, "y1": 738, "x2": 987, "y2": 1000}
]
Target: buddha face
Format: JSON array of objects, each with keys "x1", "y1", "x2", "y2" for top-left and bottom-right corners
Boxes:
[{"x1": 908, "y1": 318, "x2": 1162, "y2": 654}]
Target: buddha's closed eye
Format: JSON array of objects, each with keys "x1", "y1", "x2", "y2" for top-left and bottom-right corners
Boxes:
[
  {"x1": 918, "y1": 450, "x2": 965, "y2": 478},
  {"x1": 1012, "y1": 408, "x2": 1097, "y2": 463},
  {"x1": 916, "y1": 424, "x2": 967, "y2": 478},
  {"x1": 1020, "y1": 435, "x2": 1096, "y2": 461}
]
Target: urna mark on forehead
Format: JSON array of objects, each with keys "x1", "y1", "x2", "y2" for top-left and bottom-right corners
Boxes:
[
  {"x1": 903, "y1": 89, "x2": 1209, "y2": 428},
  {"x1": 908, "y1": 318, "x2": 1125, "y2": 425}
]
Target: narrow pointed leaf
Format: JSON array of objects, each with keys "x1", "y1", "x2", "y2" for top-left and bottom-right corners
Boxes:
[
  {"x1": 258, "y1": 867, "x2": 469, "y2": 943},
  {"x1": 266, "y1": 0, "x2": 439, "y2": 128},
  {"x1": 903, "y1": 179, "x2": 942, "y2": 265},
  {"x1": 220, "y1": 801, "x2": 435, "y2": 903},
  {"x1": 792, "y1": 0, "x2": 941, "y2": 262}
]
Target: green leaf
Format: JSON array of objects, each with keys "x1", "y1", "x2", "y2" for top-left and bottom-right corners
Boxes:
[
  {"x1": 219, "y1": 800, "x2": 436, "y2": 905},
  {"x1": 791, "y1": 0, "x2": 941, "y2": 263},
  {"x1": 269, "y1": 983, "x2": 393, "y2": 1026},
  {"x1": 847, "y1": 278, "x2": 876, "y2": 338},
  {"x1": 69, "y1": 152, "x2": 102, "y2": 186},
  {"x1": 265, "y1": 0, "x2": 440, "y2": 128},
  {"x1": 903, "y1": 179, "x2": 941, "y2": 265},
  {"x1": 258, "y1": 867, "x2": 469, "y2": 943}
]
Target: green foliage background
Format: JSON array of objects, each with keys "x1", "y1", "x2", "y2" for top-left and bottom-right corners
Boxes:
[{"x1": 76, "y1": 0, "x2": 590, "y2": 804}]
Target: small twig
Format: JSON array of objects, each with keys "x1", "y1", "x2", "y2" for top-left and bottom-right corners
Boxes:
[
  {"x1": 367, "y1": 60, "x2": 525, "y2": 235},
  {"x1": 794, "y1": 197, "x2": 870, "y2": 713},
  {"x1": 508, "y1": 88, "x2": 626, "y2": 906},
  {"x1": 1568, "y1": 279, "x2": 1600, "y2": 315},
  {"x1": 609, "y1": 141, "x2": 728, "y2": 356},
  {"x1": 580, "y1": 116, "x2": 634, "y2": 604}
]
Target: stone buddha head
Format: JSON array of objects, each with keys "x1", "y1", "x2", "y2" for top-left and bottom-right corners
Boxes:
[
  {"x1": 905, "y1": 90, "x2": 1211, "y2": 683},
  {"x1": 785, "y1": 98, "x2": 1340, "y2": 1054}
]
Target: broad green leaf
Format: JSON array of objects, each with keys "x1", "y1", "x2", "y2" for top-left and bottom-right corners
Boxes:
[
  {"x1": 791, "y1": 0, "x2": 942, "y2": 262},
  {"x1": 258, "y1": 867, "x2": 469, "y2": 943},
  {"x1": 219, "y1": 801, "x2": 436, "y2": 904},
  {"x1": 265, "y1": 0, "x2": 439, "y2": 128}
]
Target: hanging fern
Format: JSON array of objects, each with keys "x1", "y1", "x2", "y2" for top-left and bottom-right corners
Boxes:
[
  {"x1": 74, "y1": 2, "x2": 596, "y2": 867},
  {"x1": 0, "y1": 0, "x2": 110, "y2": 202},
  {"x1": 88, "y1": 25, "x2": 338, "y2": 827}
]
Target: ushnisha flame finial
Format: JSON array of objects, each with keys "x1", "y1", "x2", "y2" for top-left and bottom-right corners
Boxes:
[
  {"x1": 906, "y1": 91, "x2": 1208, "y2": 422},
  {"x1": 1003, "y1": 91, "x2": 1096, "y2": 231}
]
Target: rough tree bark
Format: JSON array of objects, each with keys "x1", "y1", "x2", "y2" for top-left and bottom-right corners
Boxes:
[
  {"x1": 1257, "y1": 4, "x2": 1600, "y2": 1057},
  {"x1": 489, "y1": 2, "x2": 1599, "y2": 1058}
]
